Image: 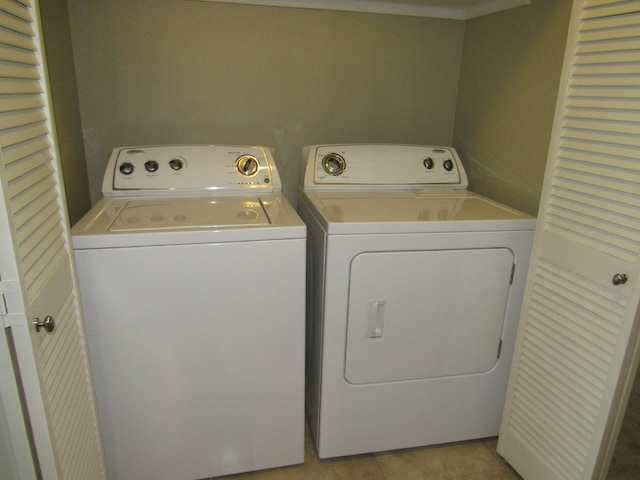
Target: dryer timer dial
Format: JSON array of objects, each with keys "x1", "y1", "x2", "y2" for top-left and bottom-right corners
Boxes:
[{"x1": 322, "y1": 153, "x2": 346, "y2": 176}]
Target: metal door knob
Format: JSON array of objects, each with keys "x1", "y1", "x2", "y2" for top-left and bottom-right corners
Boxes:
[
  {"x1": 33, "y1": 315, "x2": 55, "y2": 333},
  {"x1": 612, "y1": 273, "x2": 628, "y2": 286}
]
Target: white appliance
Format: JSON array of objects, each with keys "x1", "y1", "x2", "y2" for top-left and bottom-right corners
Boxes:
[
  {"x1": 298, "y1": 144, "x2": 536, "y2": 458},
  {"x1": 72, "y1": 145, "x2": 305, "y2": 480}
]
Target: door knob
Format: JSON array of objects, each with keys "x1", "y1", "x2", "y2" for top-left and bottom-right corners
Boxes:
[
  {"x1": 612, "y1": 273, "x2": 628, "y2": 286},
  {"x1": 33, "y1": 315, "x2": 55, "y2": 333}
]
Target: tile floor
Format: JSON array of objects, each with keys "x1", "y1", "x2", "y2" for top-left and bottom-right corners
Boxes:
[
  {"x1": 214, "y1": 400, "x2": 640, "y2": 480},
  {"x1": 219, "y1": 427, "x2": 521, "y2": 480},
  {"x1": 217, "y1": 367, "x2": 640, "y2": 480}
]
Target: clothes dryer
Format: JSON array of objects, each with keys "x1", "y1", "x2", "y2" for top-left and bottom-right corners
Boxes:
[
  {"x1": 298, "y1": 144, "x2": 535, "y2": 458},
  {"x1": 72, "y1": 145, "x2": 305, "y2": 480}
]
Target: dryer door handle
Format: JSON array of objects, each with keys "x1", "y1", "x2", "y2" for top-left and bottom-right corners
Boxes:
[{"x1": 368, "y1": 300, "x2": 386, "y2": 338}]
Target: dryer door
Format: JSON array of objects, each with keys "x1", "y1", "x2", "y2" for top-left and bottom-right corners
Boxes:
[{"x1": 345, "y1": 248, "x2": 514, "y2": 385}]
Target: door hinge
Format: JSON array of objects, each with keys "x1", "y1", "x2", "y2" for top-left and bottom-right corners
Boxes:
[
  {"x1": 510, "y1": 263, "x2": 516, "y2": 285},
  {"x1": 0, "y1": 280, "x2": 26, "y2": 328},
  {"x1": 497, "y1": 338, "x2": 503, "y2": 359}
]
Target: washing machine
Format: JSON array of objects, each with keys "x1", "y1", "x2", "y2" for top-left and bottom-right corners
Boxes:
[
  {"x1": 72, "y1": 145, "x2": 305, "y2": 480},
  {"x1": 298, "y1": 144, "x2": 536, "y2": 458}
]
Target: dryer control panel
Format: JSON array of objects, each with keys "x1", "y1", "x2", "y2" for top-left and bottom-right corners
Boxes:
[
  {"x1": 103, "y1": 145, "x2": 282, "y2": 196},
  {"x1": 302, "y1": 144, "x2": 468, "y2": 189}
]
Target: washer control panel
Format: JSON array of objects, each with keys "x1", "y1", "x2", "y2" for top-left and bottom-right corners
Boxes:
[
  {"x1": 303, "y1": 144, "x2": 468, "y2": 189},
  {"x1": 103, "y1": 145, "x2": 281, "y2": 196}
]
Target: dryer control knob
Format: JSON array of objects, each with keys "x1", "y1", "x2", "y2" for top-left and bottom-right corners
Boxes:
[
  {"x1": 322, "y1": 153, "x2": 346, "y2": 176},
  {"x1": 145, "y1": 160, "x2": 159, "y2": 172},
  {"x1": 443, "y1": 159, "x2": 454, "y2": 171},
  {"x1": 423, "y1": 157, "x2": 434, "y2": 170}
]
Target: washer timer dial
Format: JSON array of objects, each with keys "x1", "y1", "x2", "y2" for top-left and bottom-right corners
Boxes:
[{"x1": 236, "y1": 155, "x2": 259, "y2": 177}]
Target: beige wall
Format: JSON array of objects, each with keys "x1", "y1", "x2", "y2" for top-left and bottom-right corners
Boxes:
[
  {"x1": 66, "y1": 0, "x2": 465, "y2": 205},
  {"x1": 453, "y1": 0, "x2": 573, "y2": 216},
  {"x1": 39, "y1": 0, "x2": 91, "y2": 225},
  {"x1": 58, "y1": 0, "x2": 573, "y2": 215}
]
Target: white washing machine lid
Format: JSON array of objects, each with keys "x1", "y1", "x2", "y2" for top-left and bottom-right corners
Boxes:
[
  {"x1": 72, "y1": 193, "x2": 305, "y2": 249},
  {"x1": 109, "y1": 197, "x2": 269, "y2": 231},
  {"x1": 301, "y1": 189, "x2": 535, "y2": 235}
]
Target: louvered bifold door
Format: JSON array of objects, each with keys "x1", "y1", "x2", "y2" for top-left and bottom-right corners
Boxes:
[
  {"x1": 497, "y1": 1, "x2": 640, "y2": 479},
  {"x1": 0, "y1": 1, "x2": 106, "y2": 479}
]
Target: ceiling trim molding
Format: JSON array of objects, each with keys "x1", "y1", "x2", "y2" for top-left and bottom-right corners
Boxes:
[{"x1": 189, "y1": 0, "x2": 531, "y2": 20}]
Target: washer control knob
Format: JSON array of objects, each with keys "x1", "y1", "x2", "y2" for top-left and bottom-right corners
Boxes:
[
  {"x1": 443, "y1": 159, "x2": 454, "y2": 171},
  {"x1": 423, "y1": 157, "x2": 434, "y2": 170},
  {"x1": 145, "y1": 160, "x2": 159, "y2": 172},
  {"x1": 119, "y1": 162, "x2": 134, "y2": 175},
  {"x1": 322, "y1": 153, "x2": 346, "y2": 176},
  {"x1": 169, "y1": 158, "x2": 184, "y2": 171},
  {"x1": 236, "y1": 155, "x2": 259, "y2": 176}
]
